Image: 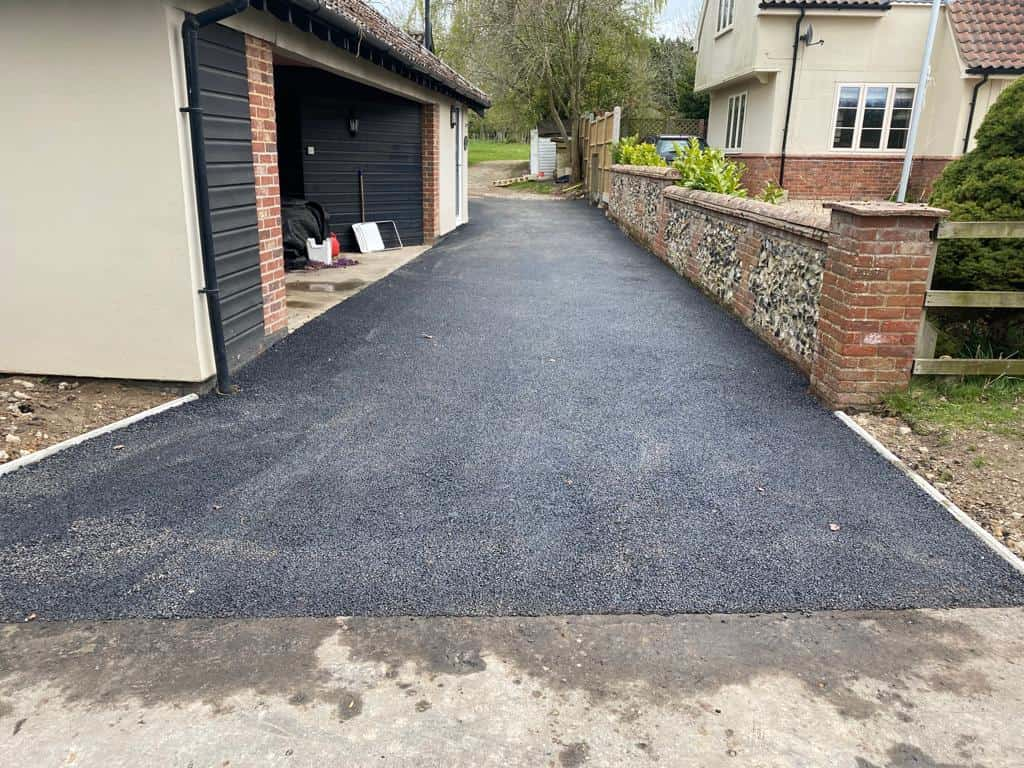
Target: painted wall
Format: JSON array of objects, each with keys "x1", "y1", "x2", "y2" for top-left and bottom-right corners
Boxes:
[
  {"x1": 699, "y1": 3, "x2": 1019, "y2": 160},
  {"x1": 0, "y1": 0, "x2": 212, "y2": 381}
]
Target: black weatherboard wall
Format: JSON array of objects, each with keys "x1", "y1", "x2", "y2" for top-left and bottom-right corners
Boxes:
[
  {"x1": 197, "y1": 24, "x2": 265, "y2": 367},
  {"x1": 275, "y1": 67, "x2": 424, "y2": 252}
]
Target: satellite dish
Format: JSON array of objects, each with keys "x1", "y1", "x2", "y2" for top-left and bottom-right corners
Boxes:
[{"x1": 801, "y1": 23, "x2": 825, "y2": 47}]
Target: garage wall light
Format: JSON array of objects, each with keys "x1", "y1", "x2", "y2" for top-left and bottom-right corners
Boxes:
[{"x1": 450, "y1": 105, "x2": 459, "y2": 129}]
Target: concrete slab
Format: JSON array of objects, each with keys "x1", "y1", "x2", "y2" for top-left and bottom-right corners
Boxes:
[
  {"x1": 286, "y1": 245, "x2": 429, "y2": 331},
  {"x1": 1, "y1": 608, "x2": 1021, "y2": 766}
]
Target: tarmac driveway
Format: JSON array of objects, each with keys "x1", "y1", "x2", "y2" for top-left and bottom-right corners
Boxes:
[{"x1": 1, "y1": 199, "x2": 1022, "y2": 620}]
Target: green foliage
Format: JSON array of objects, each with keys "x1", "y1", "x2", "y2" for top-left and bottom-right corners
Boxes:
[
  {"x1": 612, "y1": 135, "x2": 667, "y2": 166},
  {"x1": 467, "y1": 140, "x2": 530, "y2": 166},
  {"x1": 928, "y1": 79, "x2": 1023, "y2": 357},
  {"x1": 930, "y1": 79, "x2": 1024, "y2": 292},
  {"x1": 758, "y1": 181, "x2": 786, "y2": 205},
  {"x1": 672, "y1": 139, "x2": 747, "y2": 197},
  {"x1": 882, "y1": 376, "x2": 1024, "y2": 439},
  {"x1": 648, "y1": 37, "x2": 709, "y2": 120}
]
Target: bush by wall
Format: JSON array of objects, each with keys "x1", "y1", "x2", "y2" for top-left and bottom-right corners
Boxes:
[{"x1": 612, "y1": 135, "x2": 666, "y2": 166}]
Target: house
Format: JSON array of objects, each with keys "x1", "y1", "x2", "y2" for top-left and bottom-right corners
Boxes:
[
  {"x1": 0, "y1": 0, "x2": 488, "y2": 389},
  {"x1": 694, "y1": 0, "x2": 1023, "y2": 199}
]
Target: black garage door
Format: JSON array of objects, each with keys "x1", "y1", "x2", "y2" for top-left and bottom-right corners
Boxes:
[
  {"x1": 197, "y1": 24, "x2": 265, "y2": 368},
  {"x1": 276, "y1": 68, "x2": 424, "y2": 252}
]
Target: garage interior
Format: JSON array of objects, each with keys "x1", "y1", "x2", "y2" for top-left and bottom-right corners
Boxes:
[{"x1": 273, "y1": 61, "x2": 431, "y2": 329}]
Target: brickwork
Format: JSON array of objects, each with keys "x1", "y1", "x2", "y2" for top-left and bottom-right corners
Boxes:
[
  {"x1": 810, "y1": 202, "x2": 946, "y2": 409},
  {"x1": 422, "y1": 104, "x2": 440, "y2": 243},
  {"x1": 734, "y1": 154, "x2": 952, "y2": 202},
  {"x1": 606, "y1": 166, "x2": 948, "y2": 409},
  {"x1": 244, "y1": 35, "x2": 287, "y2": 337}
]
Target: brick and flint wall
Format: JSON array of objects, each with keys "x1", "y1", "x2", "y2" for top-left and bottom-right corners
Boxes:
[
  {"x1": 244, "y1": 34, "x2": 287, "y2": 337},
  {"x1": 607, "y1": 165, "x2": 947, "y2": 409}
]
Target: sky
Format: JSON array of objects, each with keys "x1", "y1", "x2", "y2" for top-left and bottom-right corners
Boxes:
[{"x1": 655, "y1": 0, "x2": 702, "y2": 39}]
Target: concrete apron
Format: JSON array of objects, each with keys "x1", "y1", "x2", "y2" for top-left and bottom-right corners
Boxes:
[{"x1": 2, "y1": 609, "x2": 1022, "y2": 767}]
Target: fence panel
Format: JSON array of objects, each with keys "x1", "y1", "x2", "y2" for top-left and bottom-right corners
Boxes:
[{"x1": 577, "y1": 107, "x2": 621, "y2": 205}]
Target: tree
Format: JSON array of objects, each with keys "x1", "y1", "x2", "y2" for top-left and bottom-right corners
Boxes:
[
  {"x1": 929, "y1": 78, "x2": 1024, "y2": 355},
  {"x1": 648, "y1": 37, "x2": 707, "y2": 119}
]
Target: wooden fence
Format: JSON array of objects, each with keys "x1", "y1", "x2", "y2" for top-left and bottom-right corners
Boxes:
[
  {"x1": 914, "y1": 220, "x2": 1024, "y2": 376},
  {"x1": 576, "y1": 107, "x2": 621, "y2": 204}
]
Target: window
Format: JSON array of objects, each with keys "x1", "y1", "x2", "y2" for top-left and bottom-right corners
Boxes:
[
  {"x1": 831, "y1": 84, "x2": 916, "y2": 151},
  {"x1": 717, "y1": 0, "x2": 734, "y2": 33},
  {"x1": 725, "y1": 92, "x2": 746, "y2": 150}
]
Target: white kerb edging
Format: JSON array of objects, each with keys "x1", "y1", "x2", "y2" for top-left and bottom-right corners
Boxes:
[
  {"x1": 834, "y1": 410, "x2": 1024, "y2": 576},
  {"x1": 0, "y1": 393, "x2": 199, "y2": 478}
]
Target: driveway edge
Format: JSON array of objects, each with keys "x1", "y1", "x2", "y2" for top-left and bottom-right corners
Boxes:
[
  {"x1": 834, "y1": 410, "x2": 1024, "y2": 576},
  {"x1": 0, "y1": 394, "x2": 199, "y2": 478}
]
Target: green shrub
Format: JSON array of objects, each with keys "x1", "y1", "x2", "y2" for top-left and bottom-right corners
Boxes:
[
  {"x1": 929, "y1": 78, "x2": 1024, "y2": 356},
  {"x1": 612, "y1": 135, "x2": 666, "y2": 167},
  {"x1": 671, "y1": 138, "x2": 747, "y2": 197},
  {"x1": 758, "y1": 181, "x2": 786, "y2": 205}
]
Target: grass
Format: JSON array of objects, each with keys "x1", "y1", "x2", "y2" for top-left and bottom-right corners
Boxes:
[
  {"x1": 505, "y1": 180, "x2": 555, "y2": 194},
  {"x1": 882, "y1": 376, "x2": 1024, "y2": 438},
  {"x1": 468, "y1": 139, "x2": 529, "y2": 166}
]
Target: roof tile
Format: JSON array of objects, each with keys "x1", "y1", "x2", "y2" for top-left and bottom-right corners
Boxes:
[{"x1": 948, "y1": 0, "x2": 1024, "y2": 73}]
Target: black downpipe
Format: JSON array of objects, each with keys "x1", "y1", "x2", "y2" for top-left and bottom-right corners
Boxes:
[
  {"x1": 779, "y1": 5, "x2": 805, "y2": 187},
  {"x1": 181, "y1": 0, "x2": 250, "y2": 394},
  {"x1": 424, "y1": 0, "x2": 434, "y2": 52},
  {"x1": 962, "y1": 74, "x2": 989, "y2": 155}
]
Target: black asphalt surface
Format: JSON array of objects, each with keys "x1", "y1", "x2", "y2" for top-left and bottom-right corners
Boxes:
[{"x1": 2, "y1": 199, "x2": 1023, "y2": 621}]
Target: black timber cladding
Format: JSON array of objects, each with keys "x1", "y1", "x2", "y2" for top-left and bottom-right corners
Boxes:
[
  {"x1": 197, "y1": 24, "x2": 265, "y2": 368},
  {"x1": 276, "y1": 67, "x2": 423, "y2": 252}
]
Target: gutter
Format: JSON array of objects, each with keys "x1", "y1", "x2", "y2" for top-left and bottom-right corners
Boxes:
[
  {"x1": 181, "y1": 0, "x2": 250, "y2": 395},
  {"x1": 962, "y1": 73, "x2": 989, "y2": 155},
  {"x1": 779, "y1": 4, "x2": 806, "y2": 187}
]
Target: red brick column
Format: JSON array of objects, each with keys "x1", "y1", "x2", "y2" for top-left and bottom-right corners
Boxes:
[
  {"x1": 811, "y1": 201, "x2": 947, "y2": 410},
  {"x1": 422, "y1": 104, "x2": 440, "y2": 243},
  {"x1": 245, "y1": 35, "x2": 287, "y2": 336}
]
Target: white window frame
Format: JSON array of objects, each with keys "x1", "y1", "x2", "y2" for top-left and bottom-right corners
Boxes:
[
  {"x1": 716, "y1": 0, "x2": 734, "y2": 35},
  {"x1": 829, "y1": 82, "x2": 917, "y2": 153},
  {"x1": 724, "y1": 92, "x2": 747, "y2": 152}
]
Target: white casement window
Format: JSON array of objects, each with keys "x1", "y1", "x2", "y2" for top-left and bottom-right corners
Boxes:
[
  {"x1": 725, "y1": 92, "x2": 746, "y2": 150},
  {"x1": 831, "y1": 84, "x2": 916, "y2": 151},
  {"x1": 717, "y1": 0, "x2": 734, "y2": 33}
]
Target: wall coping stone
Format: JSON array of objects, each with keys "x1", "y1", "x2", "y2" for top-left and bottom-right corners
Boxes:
[
  {"x1": 610, "y1": 164, "x2": 681, "y2": 180},
  {"x1": 665, "y1": 187, "x2": 831, "y2": 242},
  {"x1": 824, "y1": 200, "x2": 949, "y2": 218}
]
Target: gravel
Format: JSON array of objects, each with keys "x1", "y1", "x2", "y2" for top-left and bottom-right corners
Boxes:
[{"x1": 1, "y1": 199, "x2": 1023, "y2": 621}]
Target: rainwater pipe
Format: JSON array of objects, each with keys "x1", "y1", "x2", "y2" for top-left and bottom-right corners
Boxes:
[{"x1": 181, "y1": 0, "x2": 250, "y2": 394}]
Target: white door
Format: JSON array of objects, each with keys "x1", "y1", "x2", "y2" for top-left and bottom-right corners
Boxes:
[{"x1": 454, "y1": 107, "x2": 463, "y2": 225}]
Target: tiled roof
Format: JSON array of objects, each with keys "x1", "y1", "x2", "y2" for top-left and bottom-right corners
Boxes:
[
  {"x1": 948, "y1": 0, "x2": 1024, "y2": 73},
  {"x1": 759, "y1": 1, "x2": 892, "y2": 8},
  {"x1": 322, "y1": 0, "x2": 490, "y2": 107}
]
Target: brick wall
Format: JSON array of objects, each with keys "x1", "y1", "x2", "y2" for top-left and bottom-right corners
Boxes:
[
  {"x1": 244, "y1": 35, "x2": 287, "y2": 337},
  {"x1": 810, "y1": 202, "x2": 944, "y2": 409},
  {"x1": 606, "y1": 166, "x2": 947, "y2": 408},
  {"x1": 734, "y1": 154, "x2": 952, "y2": 202},
  {"x1": 422, "y1": 104, "x2": 440, "y2": 243}
]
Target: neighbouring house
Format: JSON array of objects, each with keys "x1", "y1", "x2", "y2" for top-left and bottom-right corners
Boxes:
[
  {"x1": 694, "y1": 0, "x2": 1023, "y2": 199},
  {"x1": 0, "y1": 0, "x2": 488, "y2": 386}
]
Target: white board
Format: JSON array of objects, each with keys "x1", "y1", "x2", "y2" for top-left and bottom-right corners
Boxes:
[{"x1": 352, "y1": 222, "x2": 386, "y2": 253}]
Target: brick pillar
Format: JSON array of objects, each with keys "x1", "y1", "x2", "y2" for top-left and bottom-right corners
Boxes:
[
  {"x1": 245, "y1": 35, "x2": 287, "y2": 336},
  {"x1": 811, "y1": 201, "x2": 947, "y2": 410},
  {"x1": 422, "y1": 104, "x2": 440, "y2": 243}
]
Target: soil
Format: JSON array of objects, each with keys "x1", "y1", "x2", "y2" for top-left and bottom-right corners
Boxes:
[
  {"x1": 1, "y1": 374, "x2": 177, "y2": 466},
  {"x1": 469, "y1": 160, "x2": 573, "y2": 200},
  {"x1": 854, "y1": 412, "x2": 1024, "y2": 560}
]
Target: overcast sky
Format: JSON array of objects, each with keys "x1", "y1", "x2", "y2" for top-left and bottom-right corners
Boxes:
[{"x1": 656, "y1": 0, "x2": 702, "y2": 38}]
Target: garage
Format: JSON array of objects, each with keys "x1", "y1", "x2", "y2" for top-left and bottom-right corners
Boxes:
[{"x1": 275, "y1": 67, "x2": 424, "y2": 253}]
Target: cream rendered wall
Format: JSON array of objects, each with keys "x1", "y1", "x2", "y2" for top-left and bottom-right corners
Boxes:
[
  {"x1": 707, "y1": 78, "x2": 778, "y2": 154},
  {"x1": 0, "y1": 0, "x2": 211, "y2": 381},
  {"x1": 190, "y1": 3, "x2": 473, "y2": 235},
  {"x1": 695, "y1": 0, "x2": 761, "y2": 93},
  {"x1": 756, "y1": 7, "x2": 931, "y2": 155}
]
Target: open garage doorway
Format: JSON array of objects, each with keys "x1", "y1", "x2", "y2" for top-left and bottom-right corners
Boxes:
[{"x1": 273, "y1": 62, "x2": 431, "y2": 330}]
